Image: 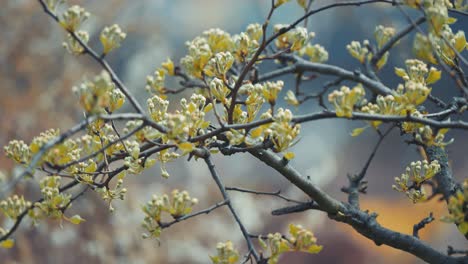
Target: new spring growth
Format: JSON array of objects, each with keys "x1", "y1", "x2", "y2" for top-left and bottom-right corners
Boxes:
[
  {"x1": 393, "y1": 160, "x2": 441, "y2": 203},
  {"x1": 0, "y1": 195, "x2": 32, "y2": 220},
  {"x1": 373, "y1": 25, "x2": 395, "y2": 68},
  {"x1": 29, "y1": 129, "x2": 81, "y2": 167},
  {"x1": 4, "y1": 140, "x2": 31, "y2": 164},
  {"x1": 96, "y1": 178, "x2": 128, "y2": 212},
  {"x1": 274, "y1": 25, "x2": 309, "y2": 51},
  {"x1": 63, "y1": 30, "x2": 89, "y2": 55},
  {"x1": 100, "y1": 24, "x2": 127, "y2": 55},
  {"x1": 73, "y1": 71, "x2": 125, "y2": 113},
  {"x1": 210, "y1": 78, "x2": 230, "y2": 104},
  {"x1": 299, "y1": 43, "x2": 329, "y2": 63},
  {"x1": 297, "y1": 0, "x2": 307, "y2": 9},
  {"x1": 147, "y1": 95, "x2": 169, "y2": 122},
  {"x1": 284, "y1": 90, "x2": 300, "y2": 107},
  {"x1": 394, "y1": 59, "x2": 440, "y2": 107},
  {"x1": 146, "y1": 69, "x2": 166, "y2": 96},
  {"x1": 415, "y1": 126, "x2": 454, "y2": 147},
  {"x1": 60, "y1": 5, "x2": 90, "y2": 32},
  {"x1": 374, "y1": 25, "x2": 396, "y2": 49},
  {"x1": 45, "y1": 0, "x2": 64, "y2": 13},
  {"x1": 33, "y1": 176, "x2": 72, "y2": 219},
  {"x1": 347, "y1": 40, "x2": 370, "y2": 63},
  {"x1": 328, "y1": 84, "x2": 366, "y2": 118},
  {"x1": 210, "y1": 241, "x2": 240, "y2": 264},
  {"x1": 246, "y1": 23, "x2": 263, "y2": 42},
  {"x1": 263, "y1": 108, "x2": 300, "y2": 152},
  {"x1": 259, "y1": 224, "x2": 322, "y2": 264},
  {"x1": 204, "y1": 52, "x2": 234, "y2": 78},
  {"x1": 359, "y1": 94, "x2": 401, "y2": 130},
  {"x1": 181, "y1": 36, "x2": 213, "y2": 78},
  {"x1": 275, "y1": 0, "x2": 291, "y2": 7},
  {"x1": 442, "y1": 179, "x2": 468, "y2": 235},
  {"x1": 141, "y1": 190, "x2": 198, "y2": 239},
  {"x1": 262, "y1": 80, "x2": 284, "y2": 106},
  {"x1": 411, "y1": 0, "x2": 467, "y2": 65}
]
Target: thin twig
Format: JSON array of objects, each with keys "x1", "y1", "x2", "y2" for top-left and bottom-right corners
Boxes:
[
  {"x1": 413, "y1": 212, "x2": 434, "y2": 238},
  {"x1": 226, "y1": 186, "x2": 303, "y2": 204},
  {"x1": 203, "y1": 152, "x2": 260, "y2": 262}
]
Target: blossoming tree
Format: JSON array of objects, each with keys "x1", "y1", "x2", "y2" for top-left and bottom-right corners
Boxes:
[{"x1": 1, "y1": 0, "x2": 468, "y2": 263}]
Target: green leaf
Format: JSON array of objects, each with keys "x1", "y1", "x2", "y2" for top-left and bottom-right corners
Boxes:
[
  {"x1": 394, "y1": 67, "x2": 407, "y2": 78},
  {"x1": 426, "y1": 69, "x2": 441, "y2": 85},
  {"x1": 0, "y1": 239, "x2": 14, "y2": 249},
  {"x1": 67, "y1": 214, "x2": 86, "y2": 225},
  {"x1": 458, "y1": 222, "x2": 468, "y2": 235},
  {"x1": 351, "y1": 126, "x2": 368, "y2": 137},
  {"x1": 258, "y1": 236, "x2": 267, "y2": 249}
]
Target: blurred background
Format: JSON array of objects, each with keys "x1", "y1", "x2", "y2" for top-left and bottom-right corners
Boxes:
[{"x1": 1, "y1": 0, "x2": 467, "y2": 263}]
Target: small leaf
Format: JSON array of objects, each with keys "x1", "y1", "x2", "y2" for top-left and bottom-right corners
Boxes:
[
  {"x1": 351, "y1": 126, "x2": 367, "y2": 137},
  {"x1": 258, "y1": 236, "x2": 267, "y2": 249},
  {"x1": 447, "y1": 17, "x2": 457, "y2": 24},
  {"x1": 458, "y1": 222, "x2": 468, "y2": 235},
  {"x1": 376, "y1": 52, "x2": 389, "y2": 70},
  {"x1": 426, "y1": 68, "x2": 441, "y2": 85},
  {"x1": 0, "y1": 239, "x2": 14, "y2": 249},
  {"x1": 394, "y1": 67, "x2": 407, "y2": 78},
  {"x1": 250, "y1": 127, "x2": 263, "y2": 138},
  {"x1": 454, "y1": 34, "x2": 467, "y2": 52},
  {"x1": 178, "y1": 142, "x2": 194, "y2": 153},
  {"x1": 283, "y1": 152, "x2": 295, "y2": 160},
  {"x1": 67, "y1": 214, "x2": 86, "y2": 225},
  {"x1": 306, "y1": 244, "x2": 323, "y2": 254}
]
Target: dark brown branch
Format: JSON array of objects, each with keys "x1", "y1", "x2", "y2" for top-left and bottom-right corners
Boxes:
[
  {"x1": 413, "y1": 212, "x2": 434, "y2": 238},
  {"x1": 159, "y1": 200, "x2": 229, "y2": 229},
  {"x1": 249, "y1": 149, "x2": 466, "y2": 263},
  {"x1": 225, "y1": 186, "x2": 304, "y2": 204},
  {"x1": 201, "y1": 151, "x2": 260, "y2": 262},
  {"x1": 271, "y1": 202, "x2": 321, "y2": 215}
]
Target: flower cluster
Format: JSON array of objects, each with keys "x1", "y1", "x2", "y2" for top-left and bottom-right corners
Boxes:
[
  {"x1": 261, "y1": 80, "x2": 284, "y2": 106},
  {"x1": 146, "y1": 58, "x2": 178, "y2": 96},
  {"x1": 73, "y1": 71, "x2": 125, "y2": 114},
  {"x1": 210, "y1": 241, "x2": 240, "y2": 264},
  {"x1": 442, "y1": 179, "x2": 468, "y2": 235},
  {"x1": 0, "y1": 195, "x2": 31, "y2": 220},
  {"x1": 163, "y1": 94, "x2": 211, "y2": 140},
  {"x1": 147, "y1": 95, "x2": 169, "y2": 122},
  {"x1": 210, "y1": 78, "x2": 231, "y2": 105},
  {"x1": 259, "y1": 224, "x2": 322, "y2": 264},
  {"x1": 62, "y1": 30, "x2": 89, "y2": 55},
  {"x1": 414, "y1": 126, "x2": 454, "y2": 147},
  {"x1": 60, "y1": 5, "x2": 90, "y2": 32},
  {"x1": 31, "y1": 176, "x2": 72, "y2": 220},
  {"x1": 204, "y1": 52, "x2": 235, "y2": 79},
  {"x1": 410, "y1": 1, "x2": 468, "y2": 65},
  {"x1": 274, "y1": 25, "x2": 309, "y2": 51},
  {"x1": 347, "y1": 25, "x2": 396, "y2": 69},
  {"x1": 266, "y1": 108, "x2": 301, "y2": 152},
  {"x1": 100, "y1": 24, "x2": 127, "y2": 55},
  {"x1": 96, "y1": 177, "x2": 128, "y2": 212},
  {"x1": 141, "y1": 190, "x2": 198, "y2": 239},
  {"x1": 360, "y1": 95, "x2": 401, "y2": 128},
  {"x1": 4, "y1": 140, "x2": 30, "y2": 164},
  {"x1": 299, "y1": 43, "x2": 329, "y2": 63},
  {"x1": 328, "y1": 84, "x2": 366, "y2": 118},
  {"x1": 347, "y1": 40, "x2": 370, "y2": 64},
  {"x1": 393, "y1": 160, "x2": 440, "y2": 203},
  {"x1": 374, "y1": 25, "x2": 396, "y2": 49}
]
